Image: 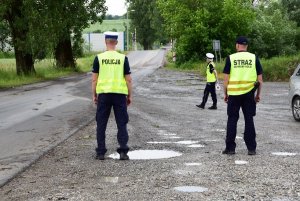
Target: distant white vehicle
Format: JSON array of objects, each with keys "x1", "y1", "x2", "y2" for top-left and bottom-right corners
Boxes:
[{"x1": 288, "y1": 64, "x2": 300, "y2": 121}]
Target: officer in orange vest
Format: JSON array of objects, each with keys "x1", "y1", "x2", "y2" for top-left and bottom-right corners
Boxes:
[
  {"x1": 222, "y1": 36, "x2": 263, "y2": 155},
  {"x1": 91, "y1": 32, "x2": 132, "y2": 160},
  {"x1": 196, "y1": 53, "x2": 218, "y2": 109}
]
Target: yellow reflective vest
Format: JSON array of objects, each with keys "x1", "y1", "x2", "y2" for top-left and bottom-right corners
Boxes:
[
  {"x1": 206, "y1": 62, "x2": 216, "y2": 82},
  {"x1": 228, "y1": 52, "x2": 257, "y2": 95},
  {"x1": 96, "y1": 51, "x2": 128, "y2": 95}
]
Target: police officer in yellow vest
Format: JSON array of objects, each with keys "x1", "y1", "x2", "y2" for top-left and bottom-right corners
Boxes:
[
  {"x1": 222, "y1": 36, "x2": 263, "y2": 155},
  {"x1": 196, "y1": 53, "x2": 218, "y2": 109},
  {"x1": 91, "y1": 32, "x2": 133, "y2": 160}
]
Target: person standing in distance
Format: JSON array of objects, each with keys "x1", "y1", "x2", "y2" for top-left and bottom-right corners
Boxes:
[
  {"x1": 222, "y1": 36, "x2": 263, "y2": 155},
  {"x1": 196, "y1": 53, "x2": 218, "y2": 110},
  {"x1": 91, "y1": 31, "x2": 133, "y2": 160}
]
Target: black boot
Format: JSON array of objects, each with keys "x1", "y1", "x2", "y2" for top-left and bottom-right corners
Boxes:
[
  {"x1": 208, "y1": 105, "x2": 217, "y2": 110},
  {"x1": 196, "y1": 104, "x2": 205, "y2": 109},
  {"x1": 120, "y1": 152, "x2": 129, "y2": 160}
]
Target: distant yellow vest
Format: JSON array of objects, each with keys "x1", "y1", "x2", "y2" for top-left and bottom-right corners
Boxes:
[
  {"x1": 206, "y1": 62, "x2": 216, "y2": 82},
  {"x1": 228, "y1": 52, "x2": 257, "y2": 95},
  {"x1": 96, "y1": 51, "x2": 128, "y2": 95}
]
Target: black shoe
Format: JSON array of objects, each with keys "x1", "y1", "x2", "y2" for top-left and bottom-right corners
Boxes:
[
  {"x1": 196, "y1": 104, "x2": 204, "y2": 109},
  {"x1": 222, "y1": 149, "x2": 235, "y2": 155},
  {"x1": 95, "y1": 154, "x2": 105, "y2": 160},
  {"x1": 248, "y1": 150, "x2": 256, "y2": 155},
  {"x1": 208, "y1": 105, "x2": 217, "y2": 110},
  {"x1": 119, "y1": 152, "x2": 129, "y2": 160}
]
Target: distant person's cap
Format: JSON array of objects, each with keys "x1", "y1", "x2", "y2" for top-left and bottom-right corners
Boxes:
[
  {"x1": 104, "y1": 31, "x2": 119, "y2": 40},
  {"x1": 236, "y1": 36, "x2": 248, "y2": 45},
  {"x1": 206, "y1": 53, "x2": 214, "y2": 59}
]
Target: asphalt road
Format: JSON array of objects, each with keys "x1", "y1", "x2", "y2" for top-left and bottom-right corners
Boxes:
[
  {"x1": 0, "y1": 50, "x2": 299, "y2": 200},
  {"x1": 0, "y1": 49, "x2": 167, "y2": 187}
]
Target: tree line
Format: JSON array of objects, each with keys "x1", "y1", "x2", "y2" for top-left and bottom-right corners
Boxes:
[
  {"x1": 128, "y1": 0, "x2": 300, "y2": 64},
  {"x1": 0, "y1": 0, "x2": 107, "y2": 75},
  {"x1": 1, "y1": 0, "x2": 300, "y2": 75}
]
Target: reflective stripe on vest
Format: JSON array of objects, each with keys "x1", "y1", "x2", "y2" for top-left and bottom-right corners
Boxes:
[
  {"x1": 206, "y1": 62, "x2": 216, "y2": 82},
  {"x1": 228, "y1": 52, "x2": 257, "y2": 95},
  {"x1": 96, "y1": 51, "x2": 128, "y2": 95}
]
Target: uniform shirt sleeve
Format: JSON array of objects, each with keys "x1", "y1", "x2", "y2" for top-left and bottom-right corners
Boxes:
[
  {"x1": 255, "y1": 56, "x2": 263, "y2": 75},
  {"x1": 124, "y1": 56, "x2": 131, "y2": 75},
  {"x1": 92, "y1": 56, "x2": 99, "y2": 73},
  {"x1": 209, "y1": 63, "x2": 215, "y2": 74},
  {"x1": 223, "y1": 56, "x2": 231, "y2": 74}
]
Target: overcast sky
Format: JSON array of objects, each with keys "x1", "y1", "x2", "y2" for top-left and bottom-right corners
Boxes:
[{"x1": 105, "y1": 0, "x2": 127, "y2": 16}]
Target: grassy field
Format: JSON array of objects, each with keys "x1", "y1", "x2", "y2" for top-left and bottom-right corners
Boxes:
[
  {"x1": 83, "y1": 19, "x2": 129, "y2": 33},
  {"x1": 0, "y1": 56, "x2": 94, "y2": 88},
  {"x1": 166, "y1": 51, "x2": 300, "y2": 82}
]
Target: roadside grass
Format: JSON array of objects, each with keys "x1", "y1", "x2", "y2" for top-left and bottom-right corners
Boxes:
[
  {"x1": 0, "y1": 56, "x2": 94, "y2": 88},
  {"x1": 165, "y1": 51, "x2": 300, "y2": 82},
  {"x1": 165, "y1": 51, "x2": 225, "y2": 80},
  {"x1": 260, "y1": 54, "x2": 300, "y2": 81}
]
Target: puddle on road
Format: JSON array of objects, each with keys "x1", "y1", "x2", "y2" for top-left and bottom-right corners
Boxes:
[
  {"x1": 185, "y1": 163, "x2": 201, "y2": 166},
  {"x1": 109, "y1": 150, "x2": 182, "y2": 160},
  {"x1": 175, "y1": 140, "x2": 199, "y2": 145},
  {"x1": 174, "y1": 186, "x2": 208, "y2": 193},
  {"x1": 236, "y1": 136, "x2": 243, "y2": 139},
  {"x1": 215, "y1": 129, "x2": 226, "y2": 132},
  {"x1": 187, "y1": 144, "x2": 205, "y2": 148},
  {"x1": 235, "y1": 160, "x2": 248, "y2": 165},
  {"x1": 271, "y1": 152, "x2": 297, "y2": 156}
]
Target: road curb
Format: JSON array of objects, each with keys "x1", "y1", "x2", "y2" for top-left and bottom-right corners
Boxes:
[{"x1": 0, "y1": 116, "x2": 95, "y2": 188}]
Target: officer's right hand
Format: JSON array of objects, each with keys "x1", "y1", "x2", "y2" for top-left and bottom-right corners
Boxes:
[
  {"x1": 93, "y1": 95, "x2": 98, "y2": 105},
  {"x1": 255, "y1": 94, "x2": 260, "y2": 103}
]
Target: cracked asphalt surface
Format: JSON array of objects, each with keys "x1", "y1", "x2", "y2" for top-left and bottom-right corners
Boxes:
[{"x1": 0, "y1": 67, "x2": 299, "y2": 201}]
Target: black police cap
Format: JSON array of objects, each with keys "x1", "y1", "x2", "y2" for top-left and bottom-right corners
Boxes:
[{"x1": 236, "y1": 36, "x2": 248, "y2": 45}]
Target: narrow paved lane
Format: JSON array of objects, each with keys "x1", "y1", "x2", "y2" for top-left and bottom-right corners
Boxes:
[{"x1": 0, "y1": 49, "x2": 166, "y2": 186}]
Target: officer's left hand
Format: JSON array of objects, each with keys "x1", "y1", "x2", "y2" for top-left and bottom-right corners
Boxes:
[
  {"x1": 93, "y1": 95, "x2": 98, "y2": 105},
  {"x1": 224, "y1": 94, "x2": 228, "y2": 103}
]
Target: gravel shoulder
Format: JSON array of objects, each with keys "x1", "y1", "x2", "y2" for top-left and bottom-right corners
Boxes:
[{"x1": 0, "y1": 67, "x2": 299, "y2": 201}]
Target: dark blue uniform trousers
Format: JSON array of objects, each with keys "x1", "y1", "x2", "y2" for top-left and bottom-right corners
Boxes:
[
  {"x1": 200, "y1": 82, "x2": 217, "y2": 107},
  {"x1": 96, "y1": 93, "x2": 129, "y2": 155},
  {"x1": 226, "y1": 90, "x2": 257, "y2": 152}
]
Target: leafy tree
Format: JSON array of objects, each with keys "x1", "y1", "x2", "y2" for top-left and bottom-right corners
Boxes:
[
  {"x1": 41, "y1": 0, "x2": 107, "y2": 68},
  {"x1": 282, "y1": 0, "x2": 300, "y2": 25},
  {"x1": 0, "y1": 0, "x2": 35, "y2": 75},
  {"x1": 126, "y1": 0, "x2": 164, "y2": 50},
  {"x1": 0, "y1": 21, "x2": 11, "y2": 52},
  {"x1": 0, "y1": 0, "x2": 106, "y2": 75},
  {"x1": 157, "y1": 0, "x2": 255, "y2": 63},
  {"x1": 282, "y1": 0, "x2": 300, "y2": 50},
  {"x1": 249, "y1": 2, "x2": 297, "y2": 57},
  {"x1": 216, "y1": 0, "x2": 255, "y2": 56}
]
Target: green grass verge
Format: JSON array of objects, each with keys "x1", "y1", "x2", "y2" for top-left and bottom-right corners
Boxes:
[
  {"x1": 165, "y1": 51, "x2": 300, "y2": 82},
  {"x1": 260, "y1": 54, "x2": 300, "y2": 81},
  {"x1": 0, "y1": 56, "x2": 95, "y2": 89}
]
